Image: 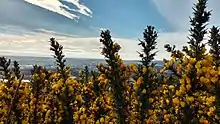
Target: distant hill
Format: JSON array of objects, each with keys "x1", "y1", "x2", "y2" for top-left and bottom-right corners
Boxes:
[
  {"x1": 0, "y1": 56, "x2": 165, "y2": 80},
  {"x1": 3, "y1": 55, "x2": 164, "y2": 68}
]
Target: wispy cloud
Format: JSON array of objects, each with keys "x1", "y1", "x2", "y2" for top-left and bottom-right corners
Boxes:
[
  {"x1": 0, "y1": 27, "x2": 191, "y2": 61},
  {"x1": 63, "y1": 0, "x2": 92, "y2": 17},
  {"x1": 0, "y1": 28, "x2": 141, "y2": 60},
  {"x1": 24, "y1": 0, "x2": 92, "y2": 20},
  {"x1": 152, "y1": 0, "x2": 220, "y2": 31}
]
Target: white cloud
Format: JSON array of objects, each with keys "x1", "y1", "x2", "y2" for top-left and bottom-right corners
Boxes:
[
  {"x1": 24, "y1": 0, "x2": 92, "y2": 20},
  {"x1": 63, "y1": 0, "x2": 92, "y2": 17},
  {"x1": 152, "y1": 0, "x2": 220, "y2": 31},
  {"x1": 151, "y1": 0, "x2": 193, "y2": 31},
  {"x1": 0, "y1": 30, "x2": 140, "y2": 60},
  {"x1": 0, "y1": 28, "x2": 185, "y2": 61}
]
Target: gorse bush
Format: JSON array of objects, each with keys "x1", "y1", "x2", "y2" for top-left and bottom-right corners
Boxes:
[{"x1": 1, "y1": 0, "x2": 220, "y2": 123}]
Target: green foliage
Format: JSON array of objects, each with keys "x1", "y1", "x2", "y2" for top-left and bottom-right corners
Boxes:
[
  {"x1": 209, "y1": 26, "x2": 220, "y2": 66},
  {"x1": 138, "y1": 26, "x2": 158, "y2": 67},
  {"x1": 49, "y1": 38, "x2": 74, "y2": 124},
  {"x1": 99, "y1": 30, "x2": 127, "y2": 124},
  {"x1": 137, "y1": 25, "x2": 159, "y2": 123},
  {"x1": 183, "y1": 0, "x2": 211, "y2": 60},
  {"x1": 0, "y1": 57, "x2": 11, "y2": 80}
]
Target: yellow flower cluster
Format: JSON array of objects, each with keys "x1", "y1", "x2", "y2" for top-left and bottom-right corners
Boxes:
[{"x1": 0, "y1": 52, "x2": 220, "y2": 123}]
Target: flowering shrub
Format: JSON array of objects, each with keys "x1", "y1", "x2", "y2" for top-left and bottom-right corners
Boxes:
[{"x1": 1, "y1": 0, "x2": 220, "y2": 123}]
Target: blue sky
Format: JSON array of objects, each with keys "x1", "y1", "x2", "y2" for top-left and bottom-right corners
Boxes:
[
  {"x1": 83, "y1": 0, "x2": 175, "y2": 38},
  {"x1": 0, "y1": 0, "x2": 220, "y2": 60}
]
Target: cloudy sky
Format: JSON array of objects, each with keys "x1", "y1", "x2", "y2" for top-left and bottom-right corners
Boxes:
[{"x1": 0, "y1": 0, "x2": 220, "y2": 60}]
